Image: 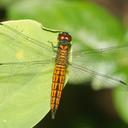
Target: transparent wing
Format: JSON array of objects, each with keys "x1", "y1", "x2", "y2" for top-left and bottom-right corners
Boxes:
[
  {"x1": 72, "y1": 44, "x2": 128, "y2": 63},
  {"x1": 69, "y1": 41, "x2": 128, "y2": 89},
  {"x1": 0, "y1": 20, "x2": 58, "y2": 84},
  {"x1": 69, "y1": 63, "x2": 127, "y2": 90},
  {"x1": 0, "y1": 20, "x2": 127, "y2": 89},
  {"x1": 0, "y1": 59, "x2": 54, "y2": 77},
  {"x1": 0, "y1": 22, "x2": 50, "y2": 52},
  {"x1": 0, "y1": 20, "x2": 59, "y2": 62}
]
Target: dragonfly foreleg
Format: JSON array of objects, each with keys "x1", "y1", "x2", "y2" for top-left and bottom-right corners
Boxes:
[{"x1": 48, "y1": 41, "x2": 58, "y2": 52}]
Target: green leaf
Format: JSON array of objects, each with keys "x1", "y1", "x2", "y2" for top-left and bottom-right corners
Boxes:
[{"x1": 0, "y1": 20, "x2": 59, "y2": 128}]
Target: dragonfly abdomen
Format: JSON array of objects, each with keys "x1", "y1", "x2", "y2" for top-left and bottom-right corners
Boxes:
[
  {"x1": 51, "y1": 65, "x2": 66, "y2": 118},
  {"x1": 51, "y1": 45, "x2": 69, "y2": 119}
]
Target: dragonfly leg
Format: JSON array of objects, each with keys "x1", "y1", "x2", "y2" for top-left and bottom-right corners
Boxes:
[{"x1": 48, "y1": 41, "x2": 58, "y2": 52}]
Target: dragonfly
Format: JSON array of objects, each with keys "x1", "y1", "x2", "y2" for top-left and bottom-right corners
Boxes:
[{"x1": 0, "y1": 20, "x2": 127, "y2": 120}]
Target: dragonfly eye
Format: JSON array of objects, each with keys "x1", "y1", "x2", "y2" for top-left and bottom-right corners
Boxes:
[{"x1": 58, "y1": 32, "x2": 72, "y2": 42}]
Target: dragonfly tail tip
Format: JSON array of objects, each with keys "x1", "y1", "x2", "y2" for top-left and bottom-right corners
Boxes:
[{"x1": 51, "y1": 110, "x2": 56, "y2": 119}]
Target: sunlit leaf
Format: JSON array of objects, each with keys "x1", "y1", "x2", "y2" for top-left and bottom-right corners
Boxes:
[{"x1": 0, "y1": 20, "x2": 59, "y2": 128}]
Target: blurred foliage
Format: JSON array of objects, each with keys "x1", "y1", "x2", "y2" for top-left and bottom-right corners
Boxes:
[{"x1": 0, "y1": 0, "x2": 128, "y2": 128}]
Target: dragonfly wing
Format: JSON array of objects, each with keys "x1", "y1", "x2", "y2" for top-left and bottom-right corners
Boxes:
[
  {"x1": 0, "y1": 20, "x2": 57, "y2": 82},
  {"x1": 0, "y1": 20, "x2": 59, "y2": 53},
  {"x1": 71, "y1": 43, "x2": 128, "y2": 87},
  {"x1": 0, "y1": 20, "x2": 59, "y2": 78},
  {"x1": 0, "y1": 59, "x2": 54, "y2": 77},
  {"x1": 69, "y1": 63, "x2": 127, "y2": 90},
  {"x1": 0, "y1": 20, "x2": 59, "y2": 64},
  {"x1": 72, "y1": 44, "x2": 128, "y2": 64}
]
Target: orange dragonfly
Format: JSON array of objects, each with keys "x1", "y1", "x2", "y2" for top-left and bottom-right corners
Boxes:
[{"x1": 0, "y1": 20, "x2": 127, "y2": 119}]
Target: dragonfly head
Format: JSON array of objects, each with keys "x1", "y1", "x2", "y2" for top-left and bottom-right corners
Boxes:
[{"x1": 58, "y1": 32, "x2": 72, "y2": 46}]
